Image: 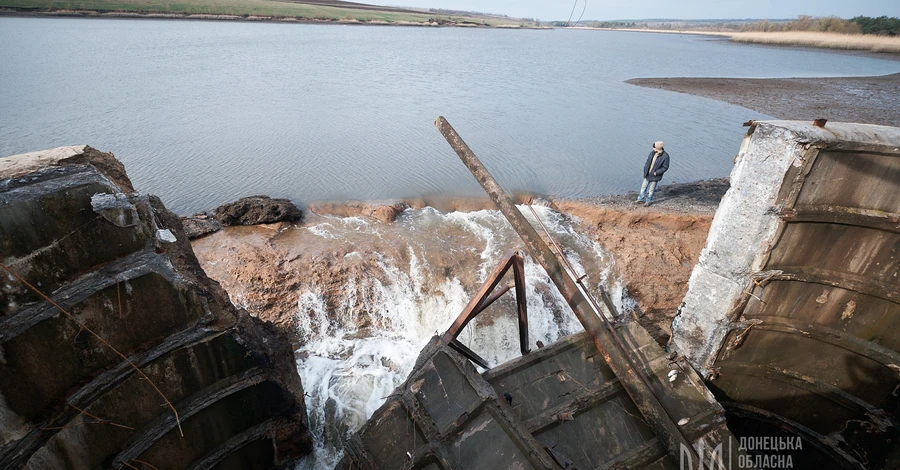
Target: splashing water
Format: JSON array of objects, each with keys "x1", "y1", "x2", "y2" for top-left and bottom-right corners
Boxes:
[{"x1": 293, "y1": 205, "x2": 630, "y2": 469}]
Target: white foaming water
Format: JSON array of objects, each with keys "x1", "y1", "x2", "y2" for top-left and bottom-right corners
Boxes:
[{"x1": 294, "y1": 206, "x2": 630, "y2": 469}]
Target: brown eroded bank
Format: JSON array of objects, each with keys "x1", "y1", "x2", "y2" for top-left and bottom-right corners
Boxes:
[{"x1": 189, "y1": 179, "x2": 728, "y2": 346}]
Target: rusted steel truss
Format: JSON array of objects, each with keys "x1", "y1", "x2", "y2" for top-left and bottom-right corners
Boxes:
[{"x1": 441, "y1": 250, "x2": 530, "y2": 368}]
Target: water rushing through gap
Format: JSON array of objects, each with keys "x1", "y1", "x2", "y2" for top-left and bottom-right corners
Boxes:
[{"x1": 291, "y1": 205, "x2": 632, "y2": 469}]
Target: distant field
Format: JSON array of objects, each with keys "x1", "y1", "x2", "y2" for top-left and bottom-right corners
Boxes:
[{"x1": 0, "y1": 0, "x2": 524, "y2": 25}]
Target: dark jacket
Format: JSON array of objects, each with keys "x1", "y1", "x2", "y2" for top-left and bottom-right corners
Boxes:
[{"x1": 643, "y1": 150, "x2": 670, "y2": 183}]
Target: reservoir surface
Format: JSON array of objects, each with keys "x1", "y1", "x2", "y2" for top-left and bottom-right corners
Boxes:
[{"x1": 2, "y1": 17, "x2": 899, "y2": 214}]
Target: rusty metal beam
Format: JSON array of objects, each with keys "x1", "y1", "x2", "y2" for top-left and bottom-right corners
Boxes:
[
  {"x1": 112, "y1": 368, "x2": 265, "y2": 467},
  {"x1": 717, "y1": 362, "x2": 882, "y2": 415},
  {"x1": 758, "y1": 267, "x2": 899, "y2": 304},
  {"x1": 729, "y1": 317, "x2": 900, "y2": 368},
  {"x1": 443, "y1": 250, "x2": 532, "y2": 364},
  {"x1": 472, "y1": 282, "x2": 513, "y2": 317},
  {"x1": 523, "y1": 378, "x2": 623, "y2": 434},
  {"x1": 448, "y1": 339, "x2": 489, "y2": 369},
  {"x1": 512, "y1": 252, "x2": 530, "y2": 356},
  {"x1": 442, "y1": 250, "x2": 517, "y2": 341},
  {"x1": 186, "y1": 419, "x2": 275, "y2": 470},
  {"x1": 435, "y1": 116, "x2": 701, "y2": 466},
  {"x1": 782, "y1": 205, "x2": 900, "y2": 233},
  {"x1": 0, "y1": 324, "x2": 221, "y2": 469},
  {"x1": 482, "y1": 334, "x2": 589, "y2": 383}
]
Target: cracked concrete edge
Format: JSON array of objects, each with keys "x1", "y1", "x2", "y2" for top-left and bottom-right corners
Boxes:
[
  {"x1": 671, "y1": 122, "x2": 814, "y2": 376},
  {"x1": 672, "y1": 120, "x2": 900, "y2": 376}
]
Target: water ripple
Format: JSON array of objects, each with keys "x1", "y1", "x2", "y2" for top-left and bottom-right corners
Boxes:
[{"x1": 2, "y1": 19, "x2": 898, "y2": 213}]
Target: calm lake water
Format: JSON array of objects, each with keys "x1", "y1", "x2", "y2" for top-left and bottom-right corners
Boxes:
[{"x1": 2, "y1": 18, "x2": 899, "y2": 214}]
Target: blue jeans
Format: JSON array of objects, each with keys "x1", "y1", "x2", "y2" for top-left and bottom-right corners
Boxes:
[{"x1": 637, "y1": 178, "x2": 657, "y2": 202}]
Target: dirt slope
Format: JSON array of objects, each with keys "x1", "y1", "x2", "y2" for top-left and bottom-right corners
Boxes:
[{"x1": 555, "y1": 178, "x2": 728, "y2": 343}]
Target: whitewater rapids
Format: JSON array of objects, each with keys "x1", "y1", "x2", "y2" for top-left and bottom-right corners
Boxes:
[{"x1": 287, "y1": 205, "x2": 632, "y2": 469}]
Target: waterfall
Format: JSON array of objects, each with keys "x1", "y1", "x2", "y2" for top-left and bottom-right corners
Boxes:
[{"x1": 292, "y1": 205, "x2": 630, "y2": 469}]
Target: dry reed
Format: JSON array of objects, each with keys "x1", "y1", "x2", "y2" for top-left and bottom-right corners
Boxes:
[{"x1": 729, "y1": 31, "x2": 900, "y2": 53}]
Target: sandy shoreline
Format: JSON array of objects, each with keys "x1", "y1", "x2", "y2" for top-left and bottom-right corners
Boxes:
[{"x1": 627, "y1": 73, "x2": 900, "y2": 127}]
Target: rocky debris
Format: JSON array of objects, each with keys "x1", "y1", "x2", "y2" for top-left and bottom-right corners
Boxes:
[
  {"x1": 212, "y1": 195, "x2": 303, "y2": 226},
  {"x1": 0, "y1": 145, "x2": 134, "y2": 191},
  {"x1": 180, "y1": 212, "x2": 224, "y2": 239},
  {"x1": 567, "y1": 178, "x2": 729, "y2": 214},
  {"x1": 308, "y1": 200, "x2": 409, "y2": 223}
]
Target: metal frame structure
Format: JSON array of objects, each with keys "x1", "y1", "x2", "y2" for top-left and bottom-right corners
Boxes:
[{"x1": 441, "y1": 250, "x2": 529, "y2": 368}]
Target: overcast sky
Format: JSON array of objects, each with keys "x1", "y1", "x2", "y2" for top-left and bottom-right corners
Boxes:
[{"x1": 371, "y1": 0, "x2": 900, "y2": 21}]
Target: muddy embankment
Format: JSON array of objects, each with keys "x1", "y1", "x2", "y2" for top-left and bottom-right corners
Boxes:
[
  {"x1": 556, "y1": 178, "x2": 728, "y2": 342},
  {"x1": 190, "y1": 179, "x2": 728, "y2": 346},
  {"x1": 627, "y1": 73, "x2": 900, "y2": 127}
]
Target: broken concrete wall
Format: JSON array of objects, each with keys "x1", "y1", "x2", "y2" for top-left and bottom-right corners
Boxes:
[
  {"x1": 671, "y1": 121, "x2": 900, "y2": 467},
  {"x1": 671, "y1": 122, "x2": 808, "y2": 374},
  {"x1": 672, "y1": 121, "x2": 900, "y2": 375},
  {"x1": 0, "y1": 146, "x2": 312, "y2": 468}
]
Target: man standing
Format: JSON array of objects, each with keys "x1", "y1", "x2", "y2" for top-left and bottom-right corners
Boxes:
[{"x1": 636, "y1": 141, "x2": 669, "y2": 206}]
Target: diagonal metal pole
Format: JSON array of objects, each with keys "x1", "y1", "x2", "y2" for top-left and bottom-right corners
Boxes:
[{"x1": 434, "y1": 116, "x2": 700, "y2": 466}]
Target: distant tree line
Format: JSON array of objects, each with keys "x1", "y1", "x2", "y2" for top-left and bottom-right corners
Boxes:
[
  {"x1": 549, "y1": 20, "x2": 636, "y2": 28},
  {"x1": 565, "y1": 16, "x2": 898, "y2": 35},
  {"x1": 851, "y1": 16, "x2": 900, "y2": 35},
  {"x1": 586, "y1": 21, "x2": 637, "y2": 28},
  {"x1": 741, "y1": 15, "x2": 899, "y2": 35},
  {"x1": 427, "y1": 8, "x2": 508, "y2": 18}
]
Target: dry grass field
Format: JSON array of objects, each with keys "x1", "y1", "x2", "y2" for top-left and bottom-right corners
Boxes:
[
  {"x1": 729, "y1": 31, "x2": 900, "y2": 53},
  {"x1": 0, "y1": 0, "x2": 524, "y2": 25}
]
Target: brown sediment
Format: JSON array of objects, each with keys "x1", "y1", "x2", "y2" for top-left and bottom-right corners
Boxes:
[
  {"x1": 626, "y1": 73, "x2": 900, "y2": 127},
  {"x1": 190, "y1": 210, "x2": 505, "y2": 340}
]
